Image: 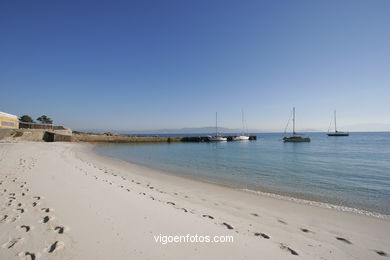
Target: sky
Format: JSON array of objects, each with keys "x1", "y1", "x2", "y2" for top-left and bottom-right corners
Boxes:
[{"x1": 1, "y1": 0, "x2": 389, "y2": 132}]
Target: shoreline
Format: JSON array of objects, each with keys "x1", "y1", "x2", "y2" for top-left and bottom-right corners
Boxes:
[
  {"x1": 1, "y1": 142, "x2": 389, "y2": 259},
  {"x1": 92, "y1": 144, "x2": 390, "y2": 220},
  {"x1": 241, "y1": 189, "x2": 390, "y2": 220}
]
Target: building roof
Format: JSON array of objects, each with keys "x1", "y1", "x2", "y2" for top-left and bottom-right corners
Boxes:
[{"x1": 0, "y1": 111, "x2": 18, "y2": 119}]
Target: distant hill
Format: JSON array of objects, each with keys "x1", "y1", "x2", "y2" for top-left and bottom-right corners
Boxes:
[
  {"x1": 76, "y1": 127, "x2": 244, "y2": 135},
  {"x1": 76, "y1": 124, "x2": 390, "y2": 135},
  {"x1": 123, "y1": 127, "x2": 243, "y2": 134}
]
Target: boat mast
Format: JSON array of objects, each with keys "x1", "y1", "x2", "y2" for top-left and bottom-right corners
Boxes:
[
  {"x1": 241, "y1": 109, "x2": 245, "y2": 136},
  {"x1": 215, "y1": 112, "x2": 218, "y2": 136},
  {"x1": 293, "y1": 107, "x2": 296, "y2": 135},
  {"x1": 334, "y1": 110, "x2": 337, "y2": 133}
]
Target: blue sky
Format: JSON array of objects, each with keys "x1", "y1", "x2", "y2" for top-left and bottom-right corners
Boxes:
[{"x1": 1, "y1": 0, "x2": 389, "y2": 132}]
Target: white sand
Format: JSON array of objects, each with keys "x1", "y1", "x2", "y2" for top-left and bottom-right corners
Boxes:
[{"x1": 0, "y1": 142, "x2": 389, "y2": 259}]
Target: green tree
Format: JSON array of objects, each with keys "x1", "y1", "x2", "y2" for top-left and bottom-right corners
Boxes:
[
  {"x1": 19, "y1": 115, "x2": 34, "y2": 123},
  {"x1": 37, "y1": 115, "x2": 53, "y2": 124}
]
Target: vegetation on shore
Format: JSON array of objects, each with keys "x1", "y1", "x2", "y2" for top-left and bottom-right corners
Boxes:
[{"x1": 19, "y1": 114, "x2": 53, "y2": 124}]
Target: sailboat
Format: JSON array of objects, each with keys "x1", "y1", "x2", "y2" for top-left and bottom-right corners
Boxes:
[
  {"x1": 233, "y1": 109, "x2": 250, "y2": 141},
  {"x1": 208, "y1": 112, "x2": 227, "y2": 141},
  {"x1": 327, "y1": 110, "x2": 349, "y2": 136},
  {"x1": 283, "y1": 107, "x2": 311, "y2": 142}
]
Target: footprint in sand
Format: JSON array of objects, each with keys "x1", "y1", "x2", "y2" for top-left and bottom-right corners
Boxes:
[
  {"x1": 375, "y1": 250, "x2": 388, "y2": 257},
  {"x1": 45, "y1": 241, "x2": 64, "y2": 253},
  {"x1": 19, "y1": 252, "x2": 38, "y2": 260},
  {"x1": 42, "y1": 216, "x2": 52, "y2": 223},
  {"x1": 1, "y1": 215, "x2": 8, "y2": 222},
  {"x1": 254, "y1": 232, "x2": 270, "y2": 239},
  {"x1": 54, "y1": 226, "x2": 65, "y2": 234},
  {"x1": 280, "y1": 243, "x2": 299, "y2": 256},
  {"x1": 16, "y1": 208, "x2": 25, "y2": 214},
  {"x1": 9, "y1": 216, "x2": 20, "y2": 223},
  {"x1": 18, "y1": 225, "x2": 31, "y2": 232},
  {"x1": 300, "y1": 228, "x2": 313, "y2": 233},
  {"x1": 336, "y1": 237, "x2": 352, "y2": 244},
  {"x1": 222, "y1": 222, "x2": 234, "y2": 230},
  {"x1": 2, "y1": 237, "x2": 23, "y2": 249}
]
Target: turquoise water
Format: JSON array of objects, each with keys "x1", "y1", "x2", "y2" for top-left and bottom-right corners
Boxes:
[{"x1": 94, "y1": 132, "x2": 390, "y2": 216}]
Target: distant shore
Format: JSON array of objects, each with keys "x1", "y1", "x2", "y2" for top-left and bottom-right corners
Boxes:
[{"x1": 1, "y1": 142, "x2": 389, "y2": 259}]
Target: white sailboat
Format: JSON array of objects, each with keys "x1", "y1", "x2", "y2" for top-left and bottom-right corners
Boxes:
[
  {"x1": 208, "y1": 112, "x2": 227, "y2": 142},
  {"x1": 233, "y1": 109, "x2": 249, "y2": 141},
  {"x1": 327, "y1": 110, "x2": 349, "y2": 136},
  {"x1": 283, "y1": 107, "x2": 311, "y2": 142}
]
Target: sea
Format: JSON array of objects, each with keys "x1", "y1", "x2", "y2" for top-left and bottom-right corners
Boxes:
[{"x1": 94, "y1": 132, "x2": 390, "y2": 218}]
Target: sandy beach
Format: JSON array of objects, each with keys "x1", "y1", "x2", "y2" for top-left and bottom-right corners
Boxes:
[{"x1": 1, "y1": 142, "x2": 389, "y2": 259}]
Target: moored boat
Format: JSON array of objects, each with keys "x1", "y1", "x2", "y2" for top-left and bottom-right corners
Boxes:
[
  {"x1": 232, "y1": 109, "x2": 250, "y2": 141},
  {"x1": 208, "y1": 112, "x2": 227, "y2": 142},
  {"x1": 283, "y1": 135, "x2": 311, "y2": 142},
  {"x1": 208, "y1": 136, "x2": 228, "y2": 141},
  {"x1": 327, "y1": 110, "x2": 349, "y2": 136},
  {"x1": 233, "y1": 135, "x2": 250, "y2": 141},
  {"x1": 283, "y1": 107, "x2": 311, "y2": 142}
]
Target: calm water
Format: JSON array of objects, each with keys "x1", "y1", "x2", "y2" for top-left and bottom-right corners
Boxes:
[{"x1": 94, "y1": 132, "x2": 390, "y2": 216}]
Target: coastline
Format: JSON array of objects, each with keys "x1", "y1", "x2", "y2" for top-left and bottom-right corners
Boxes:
[
  {"x1": 1, "y1": 142, "x2": 389, "y2": 259},
  {"x1": 92, "y1": 143, "x2": 390, "y2": 220}
]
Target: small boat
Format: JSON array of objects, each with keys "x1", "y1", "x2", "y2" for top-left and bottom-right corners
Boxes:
[
  {"x1": 327, "y1": 132, "x2": 349, "y2": 136},
  {"x1": 208, "y1": 136, "x2": 228, "y2": 141},
  {"x1": 233, "y1": 109, "x2": 250, "y2": 141},
  {"x1": 208, "y1": 112, "x2": 227, "y2": 142},
  {"x1": 283, "y1": 135, "x2": 311, "y2": 142},
  {"x1": 327, "y1": 110, "x2": 349, "y2": 136},
  {"x1": 233, "y1": 135, "x2": 250, "y2": 141},
  {"x1": 283, "y1": 107, "x2": 311, "y2": 142}
]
